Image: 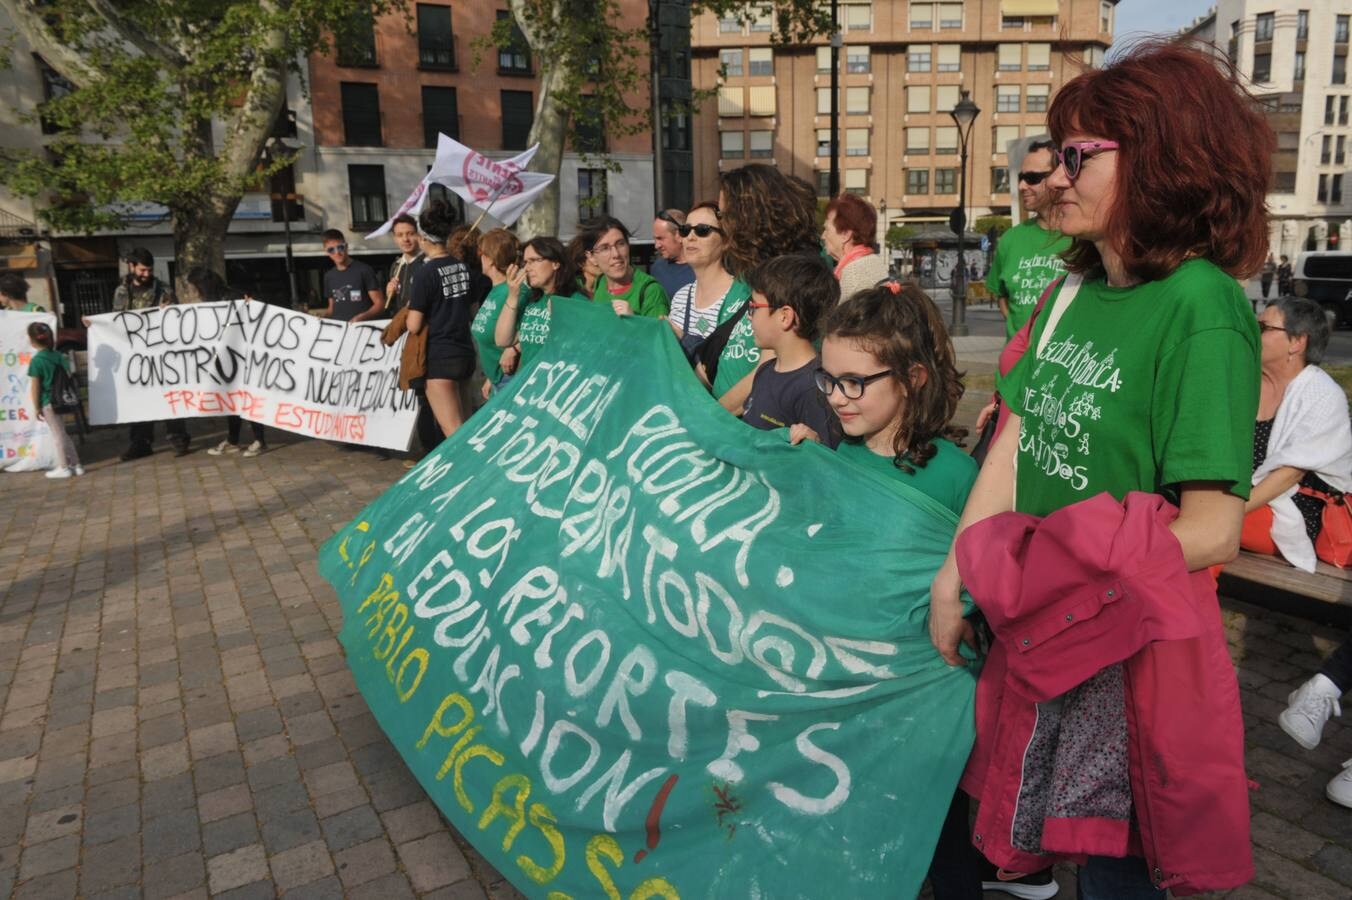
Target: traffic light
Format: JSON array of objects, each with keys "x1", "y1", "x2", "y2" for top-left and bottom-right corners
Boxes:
[{"x1": 949, "y1": 208, "x2": 965, "y2": 236}]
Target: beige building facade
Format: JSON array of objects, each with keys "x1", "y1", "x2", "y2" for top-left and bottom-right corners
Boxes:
[{"x1": 690, "y1": 0, "x2": 1117, "y2": 237}]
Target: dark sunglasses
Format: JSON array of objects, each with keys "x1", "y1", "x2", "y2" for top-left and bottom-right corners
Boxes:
[
  {"x1": 678, "y1": 223, "x2": 725, "y2": 239},
  {"x1": 657, "y1": 211, "x2": 683, "y2": 227},
  {"x1": 1052, "y1": 140, "x2": 1120, "y2": 182},
  {"x1": 324, "y1": 243, "x2": 348, "y2": 255},
  {"x1": 1017, "y1": 170, "x2": 1054, "y2": 186},
  {"x1": 813, "y1": 368, "x2": 893, "y2": 400}
]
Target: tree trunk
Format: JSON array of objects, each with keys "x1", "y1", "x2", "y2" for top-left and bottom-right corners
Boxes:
[
  {"x1": 510, "y1": 0, "x2": 574, "y2": 240},
  {"x1": 171, "y1": 202, "x2": 233, "y2": 299}
]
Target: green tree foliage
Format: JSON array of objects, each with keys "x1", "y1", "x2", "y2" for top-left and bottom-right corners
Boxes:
[
  {"x1": 974, "y1": 215, "x2": 1012, "y2": 237},
  {"x1": 0, "y1": 0, "x2": 403, "y2": 289}
]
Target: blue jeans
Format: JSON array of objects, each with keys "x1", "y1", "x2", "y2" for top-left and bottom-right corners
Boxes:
[{"x1": 1077, "y1": 855, "x2": 1165, "y2": 900}]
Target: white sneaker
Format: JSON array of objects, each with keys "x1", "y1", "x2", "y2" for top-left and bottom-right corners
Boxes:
[
  {"x1": 1281, "y1": 673, "x2": 1343, "y2": 750},
  {"x1": 1328, "y1": 759, "x2": 1352, "y2": 808},
  {"x1": 207, "y1": 440, "x2": 238, "y2": 456},
  {"x1": 44, "y1": 467, "x2": 72, "y2": 479},
  {"x1": 73, "y1": 465, "x2": 85, "y2": 476},
  {"x1": 241, "y1": 440, "x2": 265, "y2": 458}
]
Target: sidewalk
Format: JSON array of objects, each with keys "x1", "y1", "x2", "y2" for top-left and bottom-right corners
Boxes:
[{"x1": 3, "y1": 422, "x2": 1352, "y2": 898}]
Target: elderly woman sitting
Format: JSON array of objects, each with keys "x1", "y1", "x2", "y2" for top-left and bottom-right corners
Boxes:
[{"x1": 1243, "y1": 297, "x2": 1352, "y2": 571}]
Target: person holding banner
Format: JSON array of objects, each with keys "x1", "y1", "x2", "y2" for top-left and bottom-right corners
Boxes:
[
  {"x1": 26, "y1": 322, "x2": 83, "y2": 479},
  {"x1": 383, "y1": 215, "x2": 425, "y2": 316},
  {"x1": 494, "y1": 237, "x2": 583, "y2": 375},
  {"x1": 182, "y1": 268, "x2": 270, "y2": 458},
  {"x1": 470, "y1": 229, "x2": 522, "y2": 399},
  {"x1": 581, "y1": 217, "x2": 669, "y2": 318},
  {"x1": 320, "y1": 230, "x2": 385, "y2": 323},
  {"x1": 667, "y1": 202, "x2": 746, "y2": 364},
  {"x1": 405, "y1": 200, "x2": 475, "y2": 442},
  {"x1": 930, "y1": 41, "x2": 1266, "y2": 898},
  {"x1": 568, "y1": 234, "x2": 601, "y2": 299}
]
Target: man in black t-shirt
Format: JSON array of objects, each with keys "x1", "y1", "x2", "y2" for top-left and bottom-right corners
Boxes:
[{"x1": 320, "y1": 229, "x2": 385, "y2": 322}]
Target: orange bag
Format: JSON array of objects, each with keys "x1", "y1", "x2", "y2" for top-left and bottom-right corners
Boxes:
[{"x1": 1298, "y1": 486, "x2": 1352, "y2": 568}]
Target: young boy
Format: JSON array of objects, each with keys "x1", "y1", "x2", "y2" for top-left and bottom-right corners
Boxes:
[{"x1": 741, "y1": 254, "x2": 843, "y2": 448}]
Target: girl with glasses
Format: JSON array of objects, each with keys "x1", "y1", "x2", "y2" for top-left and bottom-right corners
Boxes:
[
  {"x1": 930, "y1": 40, "x2": 1269, "y2": 899},
  {"x1": 494, "y1": 236, "x2": 586, "y2": 379}
]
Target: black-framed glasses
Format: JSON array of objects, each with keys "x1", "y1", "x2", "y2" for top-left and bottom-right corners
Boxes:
[
  {"x1": 678, "y1": 223, "x2": 725, "y2": 239},
  {"x1": 324, "y1": 244, "x2": 348, "y2": 255},
  {"x1": 814, "y1": 368, "x2": 893, "y2": 399},
  {"x1": 1017, "y1": 170, "x2": 1054, "y2": 186},
  {"x1": 1258, "y1": 322, "x2": 1288, "y2": 335}
]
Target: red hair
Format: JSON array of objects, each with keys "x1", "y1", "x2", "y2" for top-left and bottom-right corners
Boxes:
[
  {"x1": 825, "y1": 192, "x2": 877, "y2": 247},
  {"x1": 1048, "y1": 39, "x2": 1273, "y2": 281}
]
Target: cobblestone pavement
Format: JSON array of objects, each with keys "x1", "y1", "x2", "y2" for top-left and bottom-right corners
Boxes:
[{"x1": 2, "y1": 423, "x2": 1352, "y2": 898}]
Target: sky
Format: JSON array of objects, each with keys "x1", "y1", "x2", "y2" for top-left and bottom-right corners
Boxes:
[{"x1": 1113, "y1": 0, "x2": 1219, "y2": 41}]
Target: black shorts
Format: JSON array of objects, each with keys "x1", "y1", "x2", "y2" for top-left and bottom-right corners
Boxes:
[{"x1": 425, "y1": 355, "x2": 475, "y2": 381}]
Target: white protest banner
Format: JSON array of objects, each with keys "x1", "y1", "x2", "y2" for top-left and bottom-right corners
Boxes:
[
  {"x1": 365, "y1": 134, "x2": 552, "y2": 238},
  {"x1": 0, "y1": 310, "x2": 57, "y2": 472},
  {"x1": 86, "y1": 300, "x2": 418, "y2": 450}
]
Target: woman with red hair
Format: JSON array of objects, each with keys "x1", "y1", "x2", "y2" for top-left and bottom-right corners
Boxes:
[
  {"x1": 823, "y1": 192, "x2": 889, "y2": 302},
  {"x1": 929, "y1": 40, "x2": 1269, "y2": 898}
]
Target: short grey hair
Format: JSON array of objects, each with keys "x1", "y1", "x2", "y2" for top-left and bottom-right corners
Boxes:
[{"x1": 1274, "y1": 297, "x2": 1331, "y2": 365}]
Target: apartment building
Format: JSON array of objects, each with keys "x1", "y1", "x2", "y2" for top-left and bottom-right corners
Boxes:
[
  {"x1": 1185, "y1": 2, "x2": 1352, "y2": 257},
  {"x1": 690, "y1": 0, "x2": 1117, "y2": 236}
]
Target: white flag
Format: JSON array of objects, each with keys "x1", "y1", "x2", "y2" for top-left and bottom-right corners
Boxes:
[{"x1": 365, "y1": 135, "x2": 552, "y2": 238}]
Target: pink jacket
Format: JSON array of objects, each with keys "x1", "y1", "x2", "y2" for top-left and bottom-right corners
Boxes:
[{"x1": 956, "y1": 492, "x2": 1253, "y2": 896}]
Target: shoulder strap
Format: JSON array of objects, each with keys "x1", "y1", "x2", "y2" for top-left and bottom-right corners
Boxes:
[{"x1": 1035, "y1": 273, "x2": 1083, "y2": 359}]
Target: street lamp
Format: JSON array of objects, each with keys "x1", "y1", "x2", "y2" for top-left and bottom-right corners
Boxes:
[
  {"x1": 265, "y1": 136, "x2": 303, "y2": 309},
  {"x1": 948, "y1": 89, "x2": 980, "y2": 337}
]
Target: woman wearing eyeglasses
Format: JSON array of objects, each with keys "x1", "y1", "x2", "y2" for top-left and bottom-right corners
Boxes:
[
  {"x1": 822, "y1": 192, "x2": 889, "y2": 304},
  {"x1": 930, "y1": 41, "x2": 1268, "y2": 899},
  {"x1": 494, "y1": 237, "x2": 585, "y2": 378},
  {"x1": 581, "y1": 216, "x2": 669, "y2": 318},
  {"x1": 667, "y1": 202, "x2": 747, "y2": 362}
]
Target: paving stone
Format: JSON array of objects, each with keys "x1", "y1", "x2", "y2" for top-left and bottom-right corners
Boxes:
[
  {"x1": 142, "y1": 850, "x2": 207, "y2": 900},
  {"x1": 347, "y1": 871, "x2": 416, "y2": 900},
  {"x1": 233, "y1": 707, "x2": 284, "y2": 743},
  {"x1": 206, "y1": 843, "x2": 269, "y2": 895},
  {"x1": 13, "y1": 868, "x2": 79, "y2": 900},
  {"x1": 141, "y1": 772, "x2": 196, "y2": 818},
  {"x1": 397, "y1": 832, "x2": 472, "y2": 892},
  {"x1": 1312, "y1": 842, "x2": 1352, "y2": 887},
  {"x1": 19, "y1": 834, "x2": 80, "y2": 881},
  {"x1": 79, "y1": 833, "x2": 141, "y2": 893},
  {"x1": 83, "y1": 803, "x2": 141, "y2": 847},
  {"x1": 142, "y1": 809, "x2": 203, "y2": 863},
  {"x1": 320, "y1": 804, "x2": 385, "y2": 852},
  {"x1": 24, "y1": 806, "x2": 82, "y2": 844},
  {"x1": 203, "y1": 813, "x2": 262, "y2": 858},
  {"x1": 188, "y1": 722, "x2": 238, "y2": 760},
  {"x1": 261, "y1": 808, "x2": 323, "y2": 855},
  {"x1": 333, "y1": 836, "x2": 397, "y2": 888},
  {"x1": 269, "y1": 839, "x2": 336, "y2": 891},
  {"x1": 198, "y1": 783, "x2": 253, "y2": 824},
  {"x1": 191, "y1": 751, "x2": 247, "y2": 793}
]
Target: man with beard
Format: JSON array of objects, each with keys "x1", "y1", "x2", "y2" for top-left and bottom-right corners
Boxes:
[{"x1": 113, "y1": 247, "x2": 191, "y2": 460}]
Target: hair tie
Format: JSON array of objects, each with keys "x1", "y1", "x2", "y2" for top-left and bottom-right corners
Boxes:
[{"x1": 886, "y1": 281, "x2": 902, "y2": 295}]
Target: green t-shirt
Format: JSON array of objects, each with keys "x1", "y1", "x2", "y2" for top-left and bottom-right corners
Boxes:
[
  {"x1": 27, "y1": 348, "x2": 69, "y2": 409},
  {"x1": 593, "y1": 269, "x2": 669, "y2": 318},
  {"x1": 514, "y1": 292, "x2": 588, "y2": 372},
  {"x1": 710, "y1": 279, "x2": 757, "y2": 398},
  {"x1": 1002, "y1": 259, "x2": 1260, "y2": 518},
  {"x1": 470, "y1": 282, "x2": 510, "y2": 385},
  {"x1": 985, "y1": 218, "x2": 1072, "y2": 339},
  {"x1": 836, "y1": 438, "x2": 977, "y2": 516}
]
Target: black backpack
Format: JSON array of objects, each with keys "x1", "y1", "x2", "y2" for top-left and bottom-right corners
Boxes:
[{"x1": 49, "y1": 358, "x2": 88, "y2": 436}]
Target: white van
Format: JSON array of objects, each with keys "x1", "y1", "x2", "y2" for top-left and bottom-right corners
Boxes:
[{"x1": 1293, "y1": 251, "x2": 1352, "y2": 326}]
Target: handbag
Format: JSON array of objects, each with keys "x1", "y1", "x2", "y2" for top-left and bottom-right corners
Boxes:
[
  {"x1": 677, "y1": 286, "x2": 705, "y2": 364},
  {"x1": 1296, "y1": 485, "x2": 1352, "y2": 567}
]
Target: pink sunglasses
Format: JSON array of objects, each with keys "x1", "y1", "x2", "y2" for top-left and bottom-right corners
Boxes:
[{"x1": 1053, "y1": 140, "x2": 1120, "y2": 181}]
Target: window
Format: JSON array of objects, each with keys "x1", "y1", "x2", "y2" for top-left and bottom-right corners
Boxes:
[
  {"x1": 749, "y1": 48, "x2": 773, "y2": 76},
  {"x1": 1253, "y1": 52, "x2": 1271, "y2": 83},
  {"x1": 1319, "y1": 174, "x2": 1329, "y2": 203},
  {"x1": 1294, "y1": 51, "x2": 1305, "y2": 82},
  {"x1": 1339, "y1": 136, "x2": 1347, "y2": 166},
  {"x1": 935, "y1": 167, "x2": 956, "y2": 193},
  {"x1": 997, "y1": 44, "x2": 1021, "y2": 71},
  {"x1": 337, "y1": 16, "x2": 377, "y2": 67},
  {"x1": 816, "y1": 47, "x2": 832, "y2": 73},
  {"x1": 935, "y1": 84, "x2": 960, "y2": 112},
  {"x1": 1254, "y1": 12, "x2": 1273, "y2": 42},
  {"x1": 748, "y1": 85, "x2": 776, "y2": 116},
  {"x1": 417, "y1": 4, "x2": 455, "y2": 70},
  {"x1": 347, "y1": 165, "x2": 387, "y2": 229},
  {"x1": 909, "y1": 47, "x2": 932, "y2": 72},
  {"x1": 577, "y1": 169, "x2": 608, "y2": 221},
  {"x1": 660, "y1": 99, "x2": 689, "y2": 152},
  {"x1": 937, "y1": 44, "x2": 961, "y2": 72},
  {"x1": 573, "y1": 95, "x2": 605, "y2": 152},
  {"x1": 816, "y1": 129, "x2": 831, "y2": 156},
  {"x1": 719, "y1": 86, "x2": 745, "y2": 117},
  {"x1": 910, "y1": 1, "x2": 932, "y2": 30},
  {"x1": 844, "y1": 169, "x2": 867, "y2": 195},
  {"x1": 1027, "y1": 43, "x2": 1050, "y2": 71},
  {"x1": 1026, "y1": 83, "x2": 1050, "y2": 112},
  {"x1": 1339, "y1": 16, "x2": 1351, "y2": 44},
  {"x1": 421, "y1": 86, "x2": 458, "y2": 147},
  {"x1": 36, "y1": 57, "x2": 72, "y2": 136},
  {"x1": 938, "y1": 3, "x2": 961, "y2": 29},
  {"x1": 1277, "y1": 131, "x2": 1300, "y2": 151},
  {"x1": 996, "y1": 84, "x2": 1020, "y2": 113},
  {"x1": 720, "y1": 131, "x2": 744, "y2": 158},
  {"x1": 847, "y1": 46, "x2": 871, "y2": 73},
  {"x1": 1328, "y1": 95, "x2": 1337, "y2": 125},
  {"x1": 906, "y1": 126, "x2": 930, "y2": 153},
  {"x1": 1002, "y1": 16, "x2": 1026, "y2": 30},
  {"x1": 1335, "y1": 174, "x2": 1345, "y2": 205},
  {"x1": 749, "y1": 130, "x2": 773, "y2": 158},
  {"x1": 846, "y1": 86, "x2": 870, "y2": 114},
  {"x1": 751, "y1": 6, "x2": 772, "y2": 32},
  {"x1": 720, "y1": 49, "x2": 743, "y2": 77},
  {"x1": 718, "y1": 15, "x2": 741, "y2": 33},
  {"x1": 907, "y1": 168, "x2": 929, "y2": 194},
  {"x1": 844, "y1": 2, "x2": 872, "y2": 31},
  {"x1": 994, "y1": 124, "x2": 1021, "y2": 153},
  {"x1": 1323, "y1": 135, "x2": 1332, "y2": 165},
  {"x1": 1274, "y1": 172, "x2": 1296, "y2": 192},
  {"x1": 815, "y1": 170, "x2": 831, "y2": 197},
  {"x1": 817, "y1": 88, "x2": 832, "y2": 115},
  {"x1": 935, "y1": 125, "x2": 958, "y2": 154},
  {"x1": 1297, "y1": 10, "x2": 1309, "y2": 41},
  {"x1": 1100, "y1": 1, "x2": 1113, "y2": 33},
  {"x1": 1084, "y1": 45, "x2": 1106, "y2": 69},
  {"x1": 496, "y1": 11, "x2": 531, "y2": 74},
  {"x1": 846, "y1": 127, "x2": 869, "y2": 157},
  {"x1": 340, "y1": 83, "x2": 382, "y2": 146},
  {"x1": 908, "y1": 86, "x2": 931, "y2": 113},
  {"x1": 1342, "y1": 96, "x2": 1350, "y2": 125},
  {"x1": 501, "y1": 90, "x2": 533, "y2": 149},
  {"x1": 1335, "y1": 53, "x2": 1347, "y2": 86},
  {"x1": 991, "y1": 166, "x2": 1010, "y2": 194}
]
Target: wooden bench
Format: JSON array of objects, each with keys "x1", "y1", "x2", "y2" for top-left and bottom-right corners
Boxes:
[{"x1": 1219, "y1": 550, "x2": 1352, "y2": 622}]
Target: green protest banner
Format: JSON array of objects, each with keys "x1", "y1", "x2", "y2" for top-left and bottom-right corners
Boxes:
[{"x1": 319, "y1": 301, "x2": 976, "y2": 899}]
